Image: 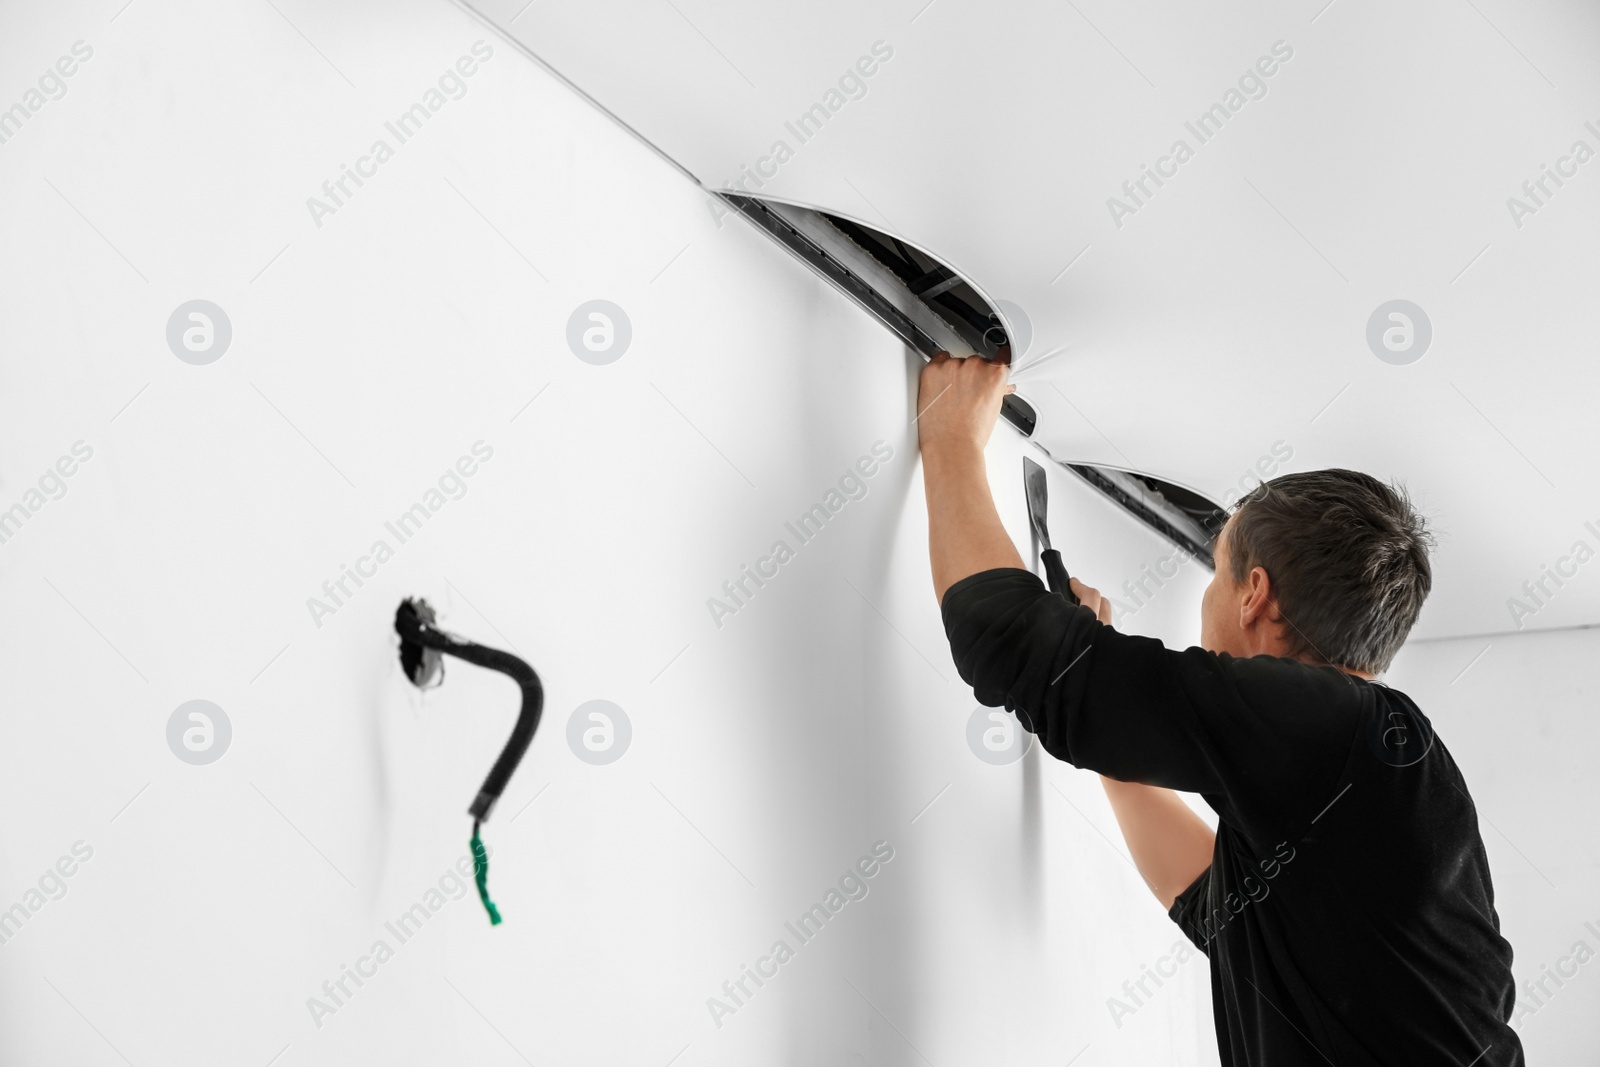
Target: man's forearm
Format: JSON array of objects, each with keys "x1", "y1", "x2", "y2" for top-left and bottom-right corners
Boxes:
[
  {"x1": 1100, "y1": 776, "x2": 1216, "y2": 910},
  {"x1": 924, "y1": 441, "x2": 1027, "y2": 603}
]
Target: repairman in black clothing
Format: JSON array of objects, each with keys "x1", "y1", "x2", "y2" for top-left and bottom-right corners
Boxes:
[{"x1": 917, "y1": 350, "x2": 1524, "y2": 1066}]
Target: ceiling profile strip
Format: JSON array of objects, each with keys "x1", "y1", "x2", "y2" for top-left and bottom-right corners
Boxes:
[
  {"x1": 720, "y1": 192, "x2": 1221, "y2": 566},
  {"x1": 1063, "y1": 465, "x2": 1220, "y2": 564},
  {"x1": 719, "y1": 193, "x2": 1036, "y2": 436},
  {"x1": 721, "y1": 194, "x2": 946, "y2": 357}
]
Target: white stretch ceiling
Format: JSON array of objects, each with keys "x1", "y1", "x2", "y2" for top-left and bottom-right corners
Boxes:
[{"x1": 466, "y1": 0, "x2": 1600, "y2": 641}]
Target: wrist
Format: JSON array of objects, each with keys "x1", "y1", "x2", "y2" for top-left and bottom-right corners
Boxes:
[{"x1": 920, "y1": 437, "x2": 986, "y2": 469}]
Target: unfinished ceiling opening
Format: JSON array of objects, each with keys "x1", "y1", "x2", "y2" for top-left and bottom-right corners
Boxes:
[{"x1": 719, "y1": 192, "x2": 1224, "y2": 566}]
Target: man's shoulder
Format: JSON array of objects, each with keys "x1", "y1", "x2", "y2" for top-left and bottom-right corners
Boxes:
[
  {"x1": 1179, "y1": 651, "x2": 1375, "y2": 763},
  {"x1": 1172, "y1": 648, "x2": 1374, "y2": 711}
]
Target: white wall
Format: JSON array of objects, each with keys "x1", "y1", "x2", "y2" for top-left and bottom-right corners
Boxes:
[
  {"x1": 0, "y1": 3, "x2": 1225, "y2": 1065},
  {"x1": 857, "y1": 437, "x2": 1224, "y2": 1067},
  {"x1": 1386, "y1": 627, "x2": 1600, "y2": 1064}
]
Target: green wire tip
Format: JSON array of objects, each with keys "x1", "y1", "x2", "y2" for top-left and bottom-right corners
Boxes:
[{"x1": 470, "y1": 826, "x2": 503, "y2": 926}]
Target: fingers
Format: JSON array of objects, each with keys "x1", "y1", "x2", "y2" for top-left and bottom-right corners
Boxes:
[
  {"x1": 922, "y1": 349, "x2": 1008, "y2": 379},
  {"x1": 1069, "y1": 577, "x2": 1114, "y2": 625},
  {"x1": 916, "y1": 349, "x2": 1016, "y2": 452},
  {"x1": 919, "y1": 352, "x2": 1011, "y2": 399}
]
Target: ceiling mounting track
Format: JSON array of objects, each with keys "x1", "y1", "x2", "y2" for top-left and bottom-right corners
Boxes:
[
  {"x1": 719, "y1": 191, "x2": 1222, "y2": 567},
  {"x1": 720, "y1": 193, "x2": 1037, "y2": 437},
  {"x1": 1064, "y1": 465, "x2": 1221, "y2": 564}
]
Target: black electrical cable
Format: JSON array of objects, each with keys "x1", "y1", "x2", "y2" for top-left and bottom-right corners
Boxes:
[{"x1": 395, "y1": 598, "x2": 542, "y2": 922}]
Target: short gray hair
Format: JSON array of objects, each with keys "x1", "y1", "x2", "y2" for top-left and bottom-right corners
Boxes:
[{"x1": 1227, "y1": 469, "x2": 1433, "y2": 675}]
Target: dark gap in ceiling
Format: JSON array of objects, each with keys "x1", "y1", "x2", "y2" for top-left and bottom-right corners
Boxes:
[{"x1": 720, "y1": 191, "x2": 1221, "y2": 566}]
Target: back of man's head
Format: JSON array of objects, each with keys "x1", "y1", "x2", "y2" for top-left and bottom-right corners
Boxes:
[{"x1": 1227, "y1": 469, "x2": 1434, "y2": 675}]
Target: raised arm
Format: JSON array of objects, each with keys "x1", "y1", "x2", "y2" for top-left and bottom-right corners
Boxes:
[
  {"x1": 918, "y1": 352, "x2": 1356, "y2": 867},
  {"x1": 917, "y1": 351, "x2": 1026, "y2": 601}
]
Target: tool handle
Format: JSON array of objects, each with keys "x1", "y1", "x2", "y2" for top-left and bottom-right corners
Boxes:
[{"x1": 1041, "y1": 549, "x2": 1078, "y2": 605}]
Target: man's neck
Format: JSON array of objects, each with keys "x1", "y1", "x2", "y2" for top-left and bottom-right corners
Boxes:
[{"x1": 1297, "y1": 654, "x2": 1375, "y2": 681}]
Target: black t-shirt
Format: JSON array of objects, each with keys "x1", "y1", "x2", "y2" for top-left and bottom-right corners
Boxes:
[{"x1": 941, "y1": 568, "x2": 1523, "y2": 1067}]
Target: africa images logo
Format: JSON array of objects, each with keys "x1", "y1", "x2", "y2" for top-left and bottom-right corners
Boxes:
[{"x1": 1365, "y1": 689, "x2": 1434, "y2": 769}]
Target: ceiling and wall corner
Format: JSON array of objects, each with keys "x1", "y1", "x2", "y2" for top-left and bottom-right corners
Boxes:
[{"x1": 464, "y1": 0, "x2": 1600, "y2": 642}]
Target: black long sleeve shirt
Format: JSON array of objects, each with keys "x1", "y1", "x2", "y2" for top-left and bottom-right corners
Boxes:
[{"x1": 941, "y1": 568, "x2": 1524, "y2": 1067}]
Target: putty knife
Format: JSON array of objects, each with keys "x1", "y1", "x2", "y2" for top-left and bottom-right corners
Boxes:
[{"x1": 1023, "y1": 457, "x2": 1080, "y2": 605}]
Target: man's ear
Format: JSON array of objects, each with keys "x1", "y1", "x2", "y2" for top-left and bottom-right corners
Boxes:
[{"x1": 1238, "y1": 565, "x2": 1275, "y2": 631}]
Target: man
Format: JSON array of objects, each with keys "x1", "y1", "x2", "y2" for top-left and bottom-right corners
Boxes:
[{"x1": 918, "y1": 351, "x2": 1523, "y2": 1066}]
